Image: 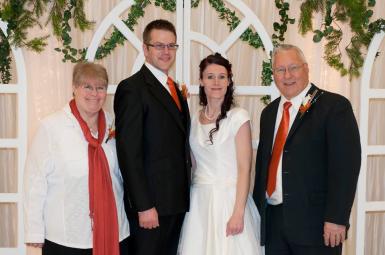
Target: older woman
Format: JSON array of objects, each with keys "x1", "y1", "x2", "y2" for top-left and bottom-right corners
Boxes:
[
  {"x1": 23, "y1": 62, "x2": 129, "y2": 255},
  {"x1": 178, "y1": 53, "x2": 263, "y2": 254}
]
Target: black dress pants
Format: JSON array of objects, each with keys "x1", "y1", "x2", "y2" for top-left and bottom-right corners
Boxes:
[
  {"x1": 266, "y1": 204, "x2": 342, "y2": 255},
  {"x1": 126, "y1": 213, "x2": 185, "y2": 255},
  {"x1": 42, "y1": 238, "x2": 128, "y2": 255}
]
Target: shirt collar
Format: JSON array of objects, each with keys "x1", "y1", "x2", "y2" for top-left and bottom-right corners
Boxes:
[
  {"x1": 279, "y1": 83, "x2": 312, "y2": 111},
  {"x1": 145, "y1": 62, "x2": 169, "y2": 86}
]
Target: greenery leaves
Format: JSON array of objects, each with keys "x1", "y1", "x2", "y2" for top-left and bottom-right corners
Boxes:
[
  {"x1": 299, "y1": 0, "x2": 385, "y2": 79},
  {"x1": 0, "y1": 0, "x2": 93, "y2": 83},
  {"x1": 53, "y1": 0, "x2": 94, "y2": 62},
  {"x1": 272, "y1": 0, "x2": 295, "y2": 45},
  {"x1": 1, "y1": 0, "x2": 385, "y2": 88},
  {"x1": 0, "y1": 30, "x2": 11, "y2": 84}
]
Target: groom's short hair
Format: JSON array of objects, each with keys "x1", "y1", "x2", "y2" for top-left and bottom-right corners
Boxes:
[{"x1": 143, "y1": 19, "x2": 177, "y2": 44}]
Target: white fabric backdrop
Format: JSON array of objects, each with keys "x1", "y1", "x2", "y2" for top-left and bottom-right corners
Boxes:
[{"x1": 0, "y1": 1, "x2": 384, "y2": 254}]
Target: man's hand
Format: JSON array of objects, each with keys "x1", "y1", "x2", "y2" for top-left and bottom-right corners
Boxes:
[
  {"x1": 323, "y1": 222, "x2": 346, "y2": 247},
  {"x1": 138, "y1": 207, "x2": 159, "y2": 229}
]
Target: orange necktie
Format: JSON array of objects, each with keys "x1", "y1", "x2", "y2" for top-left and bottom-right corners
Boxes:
[
  {"x1": 167, "y1": 77, "x2": 182, "y2": 111},
  {"x1": 266, "y1": 101, "x2": 292, "y2": 197}
]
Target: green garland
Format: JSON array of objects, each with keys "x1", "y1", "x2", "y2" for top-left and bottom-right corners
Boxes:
[
  {"x1": 95, "y1": 0, "x2": 151, "y2": 60},
  {"x1": 0, "y1": 0, "x2": 47, "y2": 83},
  {"x1": 261, "y1": 0, "x2": 295, "y2": 104},
  {"x1": 0, "y1": 0, "x2": 93, "y2": 81},
  {"x1": 51, "y1": 0, "x2": 291, "y2": 105},
  {"x1": 54, "y1": 0, "x2": 94, "y2": 62},
  {"x1": 0, "y1": 30, "x2": 11, "y2": 84},
  {"x1": 0, "y1": 0, "x2": 294, "y2": 107},
  {"x1": 54, "y1": 0, "x2": 266, "y2": 61},
  {"x1": 272, "y1": 0, "x2": 295, "y2": 45},
  {"x1": 0, "y1": 0, "x2": 293, "y2": 105},
  {"x1": 299, "y1": 0, "x2": 385, "y2": 79}
]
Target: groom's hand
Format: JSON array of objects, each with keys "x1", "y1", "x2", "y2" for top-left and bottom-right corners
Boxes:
[
  {"x1": 138, "y1": 207, "x2": 159, "y2": 229},
  {"x1": 323, "y1": 222, "x2": 346, "y2": 247}
]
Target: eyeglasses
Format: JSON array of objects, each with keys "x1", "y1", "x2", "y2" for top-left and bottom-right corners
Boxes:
[
  {"x1": 203, "y1": 74, "x2": 228, "y2": 81},
  {"x1": 273, "y1": 63, "x2": 305, "y2": 76},
  {"x1": 145, "y1": 43, "x2": 179, "y2": 51},
  {"x1": 80, "y1": 83, "x2": 107, "y2": 94}
]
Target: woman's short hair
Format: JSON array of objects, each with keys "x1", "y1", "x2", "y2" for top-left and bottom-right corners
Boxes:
[{"x1": 72, "y1": 62, "x2": 108, "y2": 87}]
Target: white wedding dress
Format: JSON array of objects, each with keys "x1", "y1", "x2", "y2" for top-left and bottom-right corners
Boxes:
[{"x1": 178, "y1": 107, "x2": 264, "y2": 255}]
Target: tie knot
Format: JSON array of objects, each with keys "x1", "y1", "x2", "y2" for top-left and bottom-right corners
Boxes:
[
  {"x1": 283, "y1": 101, "x2": 292, "y2": 110},
  {"x1": 167, "y1": 77, "x2": 174, "y2": 86}
]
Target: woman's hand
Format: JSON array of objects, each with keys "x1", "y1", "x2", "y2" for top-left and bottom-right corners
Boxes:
[
  {"x1": 226, "y1": 213, "x2": 244, "y2": 236},
  {"x1": 26, "y1": 243, "x2": 44, "y2": 248}
]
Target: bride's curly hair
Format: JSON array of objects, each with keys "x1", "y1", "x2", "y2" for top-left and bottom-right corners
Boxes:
[{"x1": 199, "y1": 53, "x2": 235, "y2": 144}]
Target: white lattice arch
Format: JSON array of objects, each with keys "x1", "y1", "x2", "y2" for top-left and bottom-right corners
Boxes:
[
  {"x1": 0, "y1": 20, "x2": 27, "y2": 255},
  {"x1": 356, "y1": 30, "x2": 385, "y2": 255},
  {"x1": 86, "y1": 0, "x2": 278, "y2": 150},
  {"x1": 183, "y1": 0, "x2": 279, "y2": 99},
  {"x1": 86, "y1": 0, "x2": 278, "y2": 99}
]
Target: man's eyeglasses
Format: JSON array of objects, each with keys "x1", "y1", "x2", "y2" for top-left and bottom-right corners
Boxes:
[
  {"x1": 80, "y1": 83, "x2": 107, "y2": 94},
  {"x1": 146, "y1": 43, "x2": 179, "y2": 51},
  {"x1": 273, "y1": 63, "x2": 305, "y2": 76}
]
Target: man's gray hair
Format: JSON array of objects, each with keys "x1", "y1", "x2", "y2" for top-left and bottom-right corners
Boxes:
[{"x1": 271, "y1": 44, "x2": 307, "y2": 67}]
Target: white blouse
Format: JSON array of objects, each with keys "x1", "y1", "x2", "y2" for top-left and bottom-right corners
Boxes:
[{"x1": 23, "y1": 104, "x2": 129, "y2": 248}]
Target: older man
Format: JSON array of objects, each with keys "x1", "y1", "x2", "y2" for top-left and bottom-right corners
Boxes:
[{"x1": 253, "y1": 44, "x2": 361, "y2": 255}]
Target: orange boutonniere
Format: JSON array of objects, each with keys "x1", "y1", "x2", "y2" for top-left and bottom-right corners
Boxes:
[
  {"x1": 179, "y1": 83, "x2": 190, "y2": 100},
  {"x1": 105, "y1": 119, "x2": 115, "y2": 143},
  {"x1": 299, "y1": 89, "x2": 323, "y2": 117},
  {"x1": 299, "y1": 94, "x2": 312, "y2": 114}
]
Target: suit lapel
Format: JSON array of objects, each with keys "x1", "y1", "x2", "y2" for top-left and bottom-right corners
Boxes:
[
  {"x1": 286, "y1": 84, "x2": 320, "y2": 142},
  {"x1": 141, "y1": 66, "x2": 186, "y2": 133},
  {"x1": 175, "y1": 83, "x2": 190, "y2": 132},
  {"x1": 264, "y1": 100, "x2": 280, "y2": 156}
]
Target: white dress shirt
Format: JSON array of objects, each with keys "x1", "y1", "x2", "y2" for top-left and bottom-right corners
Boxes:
[
  {"x1": 23, "y1": 104, "x2": 129, "y2": 248},
  {"x1": 145, "y1": 62, "x2": 174, "y2": 94},
  {"x1": 267, "y1": 83, "x2": 311, "y2": 205}
]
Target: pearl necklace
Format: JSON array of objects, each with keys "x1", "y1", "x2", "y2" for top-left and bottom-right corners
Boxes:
[{"x1": 204, "y1": 106, "x2": 219, "y2": 121}]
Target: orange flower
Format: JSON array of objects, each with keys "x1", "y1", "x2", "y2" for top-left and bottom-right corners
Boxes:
[
  {"x1": 299, "y1": 89, "x2": 323, "y2": 117},
  {"x1": 105, "y1": 120, "x2": 115, "y2": 143},
  {"x1": 299, "y1": 94, "x2": 312, "y2": 114},
  {"x1": 180, "y1": 83, "x2": 190, "y2": 100}
]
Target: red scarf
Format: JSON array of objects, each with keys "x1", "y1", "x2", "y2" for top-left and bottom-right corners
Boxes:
[{"x1": 69, "y1": 99, "x2": 119, "y2": 255}]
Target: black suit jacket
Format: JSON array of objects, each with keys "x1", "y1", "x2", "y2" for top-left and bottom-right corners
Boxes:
[
  {"x1": 253, "y1": 84, "x2": 361, "y2": 245},
  {"x1": 114, "y1": 65, "x2": 191, "y2": 216}
]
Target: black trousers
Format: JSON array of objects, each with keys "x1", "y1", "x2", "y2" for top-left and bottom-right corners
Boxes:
[
  {"x1": 126, "y1": 213, "x2": 185, "y2": 255},
  {"x1": 266, "y1": 204, "x2": 342, "y2": 255},
  {"x1": 42, "y1": 238, "x2": 128, "y2": 255}
]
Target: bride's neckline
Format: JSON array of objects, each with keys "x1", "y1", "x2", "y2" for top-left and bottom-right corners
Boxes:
[{"x1": 198, "y1": 110, "x2": 216, "y2": 126}]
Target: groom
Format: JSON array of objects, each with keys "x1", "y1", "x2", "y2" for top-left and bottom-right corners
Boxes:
[
  {"x1": 253, "y1": 44, "x2": 361, "y2": 255},
  {"x1": 114, "y1": 19, "x2": 191, "y2": 255}
]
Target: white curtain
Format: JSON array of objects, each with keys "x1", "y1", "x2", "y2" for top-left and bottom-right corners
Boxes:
[{"x1": 1, "y1": 1, "x2": 384, "y2": 254}]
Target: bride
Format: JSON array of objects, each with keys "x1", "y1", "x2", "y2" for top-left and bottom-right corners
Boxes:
[{"x1": 178, "y1": 53, "x2": 264, "y2": 255}]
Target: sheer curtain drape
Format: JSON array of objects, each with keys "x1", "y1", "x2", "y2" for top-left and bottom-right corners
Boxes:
[{"x1": 0, "y1": 1, "x2": 384, "y2": 254}]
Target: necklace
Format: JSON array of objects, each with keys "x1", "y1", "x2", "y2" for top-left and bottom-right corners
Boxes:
[{"x1": 204, "y1": 106, "x2": 219, "y2": 121}]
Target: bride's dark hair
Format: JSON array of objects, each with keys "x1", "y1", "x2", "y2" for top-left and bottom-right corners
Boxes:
[{"x1": 199, "y1": 53, "x2": 235, "y2": 144}]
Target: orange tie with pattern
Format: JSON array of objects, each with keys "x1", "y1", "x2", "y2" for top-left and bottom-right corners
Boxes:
[
  {"x1": 167, "y1": 77, "x2": 182, "y2": 111},
  {"x1": 267, "y1": 101, "x2": 292, "y2": 197}
]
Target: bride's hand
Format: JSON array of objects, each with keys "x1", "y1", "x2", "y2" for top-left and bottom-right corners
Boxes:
[{"x1": 226, "y1": 213, "x2": 244, "y2": 236}]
